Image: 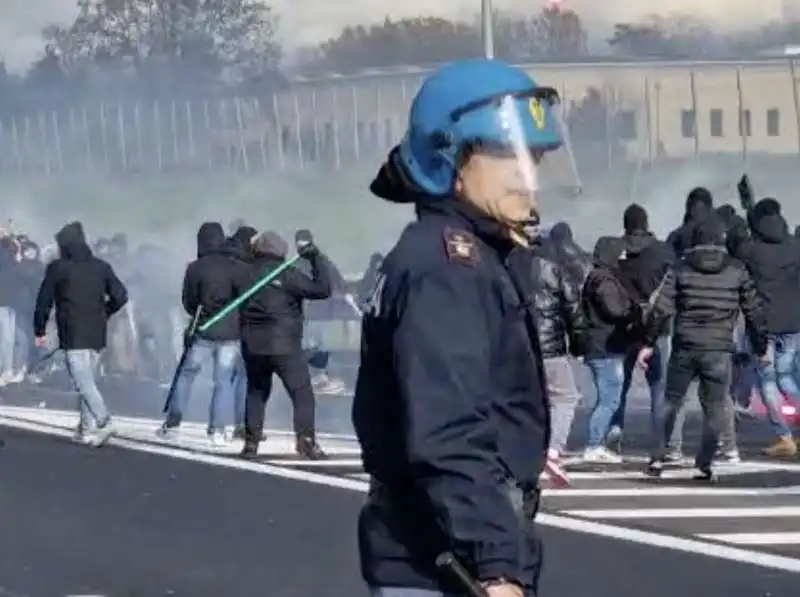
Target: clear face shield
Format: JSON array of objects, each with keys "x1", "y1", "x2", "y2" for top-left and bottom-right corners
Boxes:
[{"x1": 448, "y1": 87, "x2": 582, "y2": 232}]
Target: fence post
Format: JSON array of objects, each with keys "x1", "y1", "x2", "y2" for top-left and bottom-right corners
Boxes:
[
  {"x1": 170, "y1": 100, "x2": 179, "y2": 166},
  {"x1": 689, "y1": 71, "x2": 700, "y2": 157},
  {"x1": 331, "y1": 87, "x2": 341, "y2": 170},
  {"x1": 643, "y1": 75, "x2": 653, "y2": 164},
  {"x1": 272, "y1": 93, "x2": 286, "y2": 171},
  {"x1": 186, "y1": 100, "x2": 196, "y2": 161},
  {"x1": 153, "y1": 100, "x2": 164, "y2": 172},
  {"x1": 203, "y1": 99, "x2": 213, "y2": 171},
  {"x1": 235, "y1": 97, "x2": 249, "y2": 173},
  {"x1": 23, "y1": 116, "x2": 32, "y2": 174},
  {"x1": 99, "y1": 103, "x2": 109, "y2": 172},
  {"x1": 10, "y1": 118, "x2": 21, "y2": 173},
  {"x1": 352, "y1": 85, "x2": 360, "y2": 163},
  {"x1": 134, "y1": 103, "x2": 144, "y2": 169},
  {"x1": 38, "y1": 112, "x2": 51, "y2": 177},
  {"x1": 253, "y1": 98, "x2": 268, "y2": 171},
  {"x1": 292, "y1": 90, "x2": 305, "y2": 170},
  {"x1": 311, "y1": 89, "x2": 321, "y2": 161},
  {"x1": 735, "y1": 66, "x2": 748, "y2": 163},
  {"x1": 789, "y1": 60, "x2": 800, "y2": 156},
  {"x1": 51, "y1": 110, "x2": 63, "y2": 174},
  {"x1": 117, "y1": 102, "x2": 127, "y2": 173}
]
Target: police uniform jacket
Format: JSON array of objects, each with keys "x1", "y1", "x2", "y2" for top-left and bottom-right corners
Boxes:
[{"x1": 352, "y1": 194, "x2": 550, "y2": 594}]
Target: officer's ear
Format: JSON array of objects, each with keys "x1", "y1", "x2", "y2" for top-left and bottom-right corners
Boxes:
[{"x1": 453, "y1": 144, "x2": 478, "y2": 199}]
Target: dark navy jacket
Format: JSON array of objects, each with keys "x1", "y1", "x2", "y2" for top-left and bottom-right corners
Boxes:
[{"x1": 351, "y1": 196, "x2": 549, "y2": 593}]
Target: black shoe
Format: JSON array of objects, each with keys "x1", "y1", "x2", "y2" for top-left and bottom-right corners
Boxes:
[
  {"x1": 693, "y1": 465, "x2": 718, "y2": 483},
  {"x1": 644, "y1": 459, "x2": 664, "y2": 478},
  {"x1": 240, "y1": 442, "x2": 260, "y2": 460},
  {"x1": 296, "y1": 436, "x2": 327, "y2": 460}
]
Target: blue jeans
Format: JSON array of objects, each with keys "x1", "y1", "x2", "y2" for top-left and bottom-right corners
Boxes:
[
  {"x1": 167, "y1": 338, "x2": 240, "y2": 432},
  {"x1": 0, "y1": 307, "x2": 16, "y2": 376},
  {"x1": 65, "y1": 349, "x2": 110, "y2": 430},
  {"x1": 754, "y1": 332, "x2": 800, "y2": 437},
  {"x1": 233, "y1": 352, "x2": 247, "y2": 427},
  {"x1": 614, "y1": 335, "x2": 671, "y2": 447},
  {"x1": 586, "y1": 357, "x2": 625, "y2": 447}
]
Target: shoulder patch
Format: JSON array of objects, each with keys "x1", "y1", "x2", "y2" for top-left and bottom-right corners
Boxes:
[{"x1": 443, "y1": 226, "x2": 479, "y2": 266}]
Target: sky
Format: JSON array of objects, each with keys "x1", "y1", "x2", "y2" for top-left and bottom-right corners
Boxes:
[{"x1": 0, "y1": 0, "x2": 791, "y2": 73}]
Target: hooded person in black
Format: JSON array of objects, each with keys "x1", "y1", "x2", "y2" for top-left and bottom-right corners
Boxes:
[
  {"x1": 581, "y1": 236, "x2": 642, "y2": 463},
  {"x1": 549, "y1": 221, "x2": 592, "y2": 289},
  {"x1": 666, "y1": 187, "x2": 714, "y2": 257},
  {"x1": 739, "y1": 198, "x2": 800, "y2": 458},
  {"x1": 33, "y1": 221, "x2": 128, "y2": 447},
  {"x1": 612, "y1": 203, "x2": 682, "y2": 457},
  {"x1": 239, "y1": 229, "x2": 333, "y2": 460},
  {"x1": 160, "y1": 222, "x2": 248, "y2": 443},
  {"x1": 648, "y1": 215, "x2": 767, "y2": 479}
]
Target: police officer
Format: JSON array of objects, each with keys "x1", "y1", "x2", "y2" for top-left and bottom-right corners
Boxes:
[{"x1": 352, "y1": 59, "x2": 579, "y2": 597}]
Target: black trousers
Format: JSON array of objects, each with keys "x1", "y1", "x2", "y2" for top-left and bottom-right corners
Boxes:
[
  {"x1": 243, "y1": 348, "x2": 316, "y2": 443},
  {"x1": 659, "y1": 349, "x2": 733, "y2": 468}
]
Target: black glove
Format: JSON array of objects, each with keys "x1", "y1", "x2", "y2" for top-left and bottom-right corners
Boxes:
[
  {"x1": 295, "y1": 229, "x2": 318, "y2": 258},
  {"x1": 737, "y1": 174, "x2": 755, "y2": 213}
]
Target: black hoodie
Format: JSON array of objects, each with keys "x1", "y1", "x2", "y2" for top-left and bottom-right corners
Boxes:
[
  {"x1": 33, "y1": 221, "x2": 128, "y2": 350},
  {"x1": 581, "y1": 236, "x2": 639, "y2": 357},
  {"x1": 666, "y1": 188, "x2": 714, "y2": 257},
  {"x1": 739, "y1": 200, "x2": 800, "y2": 334},
  {"x1": 182, "y1": 222, "x2": 247, "y2": 342},
  {"x1": 663, "y1": 216, "x2": 767, "y2": 354}
]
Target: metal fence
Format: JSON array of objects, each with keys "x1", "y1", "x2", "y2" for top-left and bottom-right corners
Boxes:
[{"x1": 2, "y1": 62, "x2": 799, "y2": 178}]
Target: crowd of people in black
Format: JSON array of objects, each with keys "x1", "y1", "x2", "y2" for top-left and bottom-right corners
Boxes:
[
  {"x1": 523, "y1": 184, "x2": 800, "y2": 485},
  {"x1": 5, "y1": 182, "x2": 800, "y2": 472}
]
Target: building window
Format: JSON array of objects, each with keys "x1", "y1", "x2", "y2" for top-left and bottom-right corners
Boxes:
[
  {"x1": 681, "y1": 109, "x2": 696, "y2": 138},
  {"x1": 767, "y1": 108, "x2": 780, "y2": 137},
  {"x1": 739, "y1": 109, "x2": 752, "y2": 137},
  {"x1": 710, "y1": 109, "x2": 723, "y2": 137},
  {"x1": 615, "y1": 110, "x2": 637, "y2": 140}
]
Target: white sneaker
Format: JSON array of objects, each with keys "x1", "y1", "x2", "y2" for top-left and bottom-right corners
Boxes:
[
  {"x1": 208, "y1": 430, "x2": 230, "y2": 448},
  {"x1": 89, "y1": 420, "x2": 116, "y2": 447},
  {"x1": 71, "y1": 427, "x2": 94, "y2": 445},
  {"x1": 582, "y1": 446, "x2": 623, "y2": 464}
]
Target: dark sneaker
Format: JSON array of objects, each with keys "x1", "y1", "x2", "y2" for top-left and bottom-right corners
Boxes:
[
  {"x1": 240, "y1": 442, "x2": 260, "y2": 460},
  {"x1": 296, "y1": 436, "x2": 327, "y2": 460}
]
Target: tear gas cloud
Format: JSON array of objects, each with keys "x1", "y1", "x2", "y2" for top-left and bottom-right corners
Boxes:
[{"x1": 2, "y1": 2, "x2": 800, "y2": 434}]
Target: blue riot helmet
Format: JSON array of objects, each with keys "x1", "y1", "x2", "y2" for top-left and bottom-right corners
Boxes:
[{"x1": 397, "y1": 59, "x2": 581, "y2": 203}]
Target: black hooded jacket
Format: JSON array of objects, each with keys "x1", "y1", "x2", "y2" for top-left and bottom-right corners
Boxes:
[
  {"x1": 182, "y1": 222, "x2": 248, "y2": 342},
  {"x1": 666, "y1": 196, "x2": 713, "y2": 257},
  {"x1": 618, "y1": 231, "x2": 674, "y2": 339},
  {"x1": 663, "y1": 243, "x2": 766, "y2": 355},
  {"x1": 581, "y1": 236, "x2": 639, "y2": 357},
  {"x1": 33, "y1": 222, "x2": 128, "y2": 350},
  {"x1": 239, "y1": 232, "x2": 333, "y2": 355},
  {"x1": 739, "y1": 205, "x2": 800, "y2": 334}
]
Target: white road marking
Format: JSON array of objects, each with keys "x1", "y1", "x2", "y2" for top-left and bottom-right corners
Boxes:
[
  {"x1": 563, "y1": 506, "x2": 800, "y2": 519},
  {"x1": 696, "y1": 532, "x2": 800, "y2": 545},
  {"x1": 542, "y1": 486, "x2": 800, "y2": 497},
  {"x1": 3, "y1": 409, "x2": 800, "y2": 573}
]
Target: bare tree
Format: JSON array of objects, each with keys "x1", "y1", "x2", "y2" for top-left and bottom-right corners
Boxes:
[{"x1": 41, "y1": 0, "x2": 282, "y2": 92}]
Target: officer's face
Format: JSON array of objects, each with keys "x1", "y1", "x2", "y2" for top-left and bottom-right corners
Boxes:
[{"x1": 454, "y1": 151, "x2": 537, "y2": 229}]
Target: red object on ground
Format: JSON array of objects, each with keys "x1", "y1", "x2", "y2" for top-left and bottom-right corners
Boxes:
[{"x1": 749, "y1": 391, "x2": 800, "y2": 425}]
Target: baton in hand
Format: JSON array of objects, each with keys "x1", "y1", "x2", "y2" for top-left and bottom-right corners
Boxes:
[{"x1": 436, "y1": 552, "x2": 487, "y2": 597}]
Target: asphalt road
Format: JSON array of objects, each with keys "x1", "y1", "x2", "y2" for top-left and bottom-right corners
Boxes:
[{"x1": 1, "y1": 423, "x2": 798, "y2": 597}]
